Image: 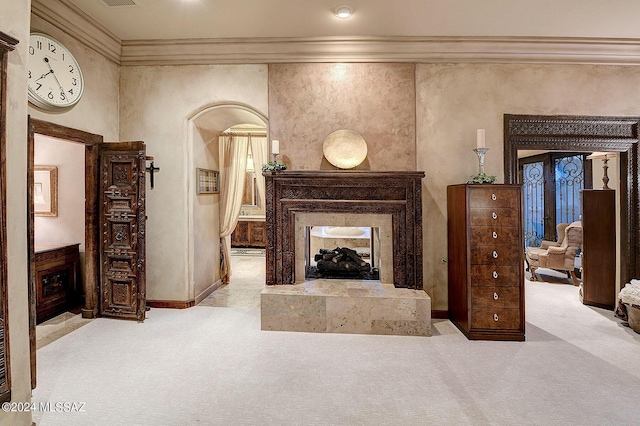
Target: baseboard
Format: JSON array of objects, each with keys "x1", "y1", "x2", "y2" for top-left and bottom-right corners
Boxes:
[
  {"x1": 147, "y1": 280, "x2": 224, "y2": 309},
  {"x1": 194, "y1": 280, "x2": 223, "y2": 305},
  {"x1": 431, "y1": 310, "x2": 449, "y2": 319},
  {"x1": 147, "y1": 300, "x2": 195, "y2": 309}
]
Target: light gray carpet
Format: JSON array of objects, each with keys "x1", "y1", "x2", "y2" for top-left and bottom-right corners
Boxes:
[{"x1": 32, "y1": 277, "x2": 640, "y2": 425}]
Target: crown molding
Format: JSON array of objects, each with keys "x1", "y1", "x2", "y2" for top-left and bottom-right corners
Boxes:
[
  {"x1": 31, "y1": 0, "x2": 121, "y2": 64},
  {"x1": 120, "y1": 36, "x2": 640, "y2": 66},
  {"x1": 28, "y1": 1, "x2": 640, "y2": 67}
]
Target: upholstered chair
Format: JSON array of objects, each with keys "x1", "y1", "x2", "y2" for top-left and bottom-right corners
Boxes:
[
  {"x1": 525, "y1": 221, "x2": 583, "y2": 286},
  {"x1": 538, "y1": 222, "x2": 569, "y2": 249}
]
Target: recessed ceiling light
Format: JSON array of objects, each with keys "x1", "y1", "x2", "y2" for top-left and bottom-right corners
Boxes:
[{"x1": 334, "y1": 5, "x2": 354, "y2": 19}]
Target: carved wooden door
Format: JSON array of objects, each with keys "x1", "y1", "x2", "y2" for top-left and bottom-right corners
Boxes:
[{"x1": 99, "y1": 142, "x2": 146, "y2": 320}]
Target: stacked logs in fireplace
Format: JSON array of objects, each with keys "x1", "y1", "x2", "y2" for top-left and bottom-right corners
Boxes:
[{"x1": 306, "y1": 247, "x2": 379, "y2": 280}]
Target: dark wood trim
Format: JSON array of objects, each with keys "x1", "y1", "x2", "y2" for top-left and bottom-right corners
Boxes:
[
  {"x1": 0, "y1": 31, "x2": 18, "y2": 52},
  {"x1": 504, "y1": 114, "x2": 639, "y2": 286},
  {"x1": 82, "y1": 144, "x2": 100, "y2": 319},
  {"x1": 27, "y1": 121, "x2": 36, "y2": 390},
  {"x1": 148, "y1": 282, "x2": 222, "y2": 309},
  {"x1": 0, "y1": 29, "x2": 17, "y2": 405},
  {"x1": 430, "y1": 310, "x2": 448, "y2": 319},
  {"x1": 28, "y1": 118, "x2": 103, "y2": 389},
  {"x1": 147, "y1": 300, "x2": 196, "y2": 309},
  {"x1": 29, "y1": 119, "x2": 103, "y2": 146}
]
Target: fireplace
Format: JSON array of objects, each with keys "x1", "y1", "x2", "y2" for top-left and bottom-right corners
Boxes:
[{"x1": 263, "y1": 170, "x2": 425, "y2": 289}]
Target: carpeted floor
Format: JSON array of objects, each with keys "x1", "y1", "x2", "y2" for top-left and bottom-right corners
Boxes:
[{"x1": 32, "y1": 257, "x2": 640, "y2": 425}]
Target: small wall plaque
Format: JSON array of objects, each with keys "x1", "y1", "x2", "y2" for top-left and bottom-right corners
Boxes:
[{"x1": 196, "y1": 168, "x2": 219, "y2": 194}]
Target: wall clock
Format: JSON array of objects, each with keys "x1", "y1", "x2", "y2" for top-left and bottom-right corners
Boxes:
[{"x1": 28, "y1": 32, "x2": 84, "y2": 110}]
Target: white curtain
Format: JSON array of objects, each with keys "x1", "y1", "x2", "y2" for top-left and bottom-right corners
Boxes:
[
  {"x1": 250, "y1": 136, "x2": 268, "y2": 209},
  {"x1": 218, "y1": 135, "x2": 249, "y2": 282}
]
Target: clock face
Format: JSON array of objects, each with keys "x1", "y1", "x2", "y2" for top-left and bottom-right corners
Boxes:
[{"x1": 28, "y1": 33, "x2": 84, "y2": 110}]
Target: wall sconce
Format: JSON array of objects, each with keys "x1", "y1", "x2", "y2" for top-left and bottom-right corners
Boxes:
[
  {"x1": 587, "y1": 151, "x2": 615, "y2": 190},
  {"x1": 334, "y1": 5, "x2": 354, "y2": 19}
]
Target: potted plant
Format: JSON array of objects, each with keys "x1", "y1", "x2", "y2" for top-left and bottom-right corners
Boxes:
[
  {"x1": 467, "y1": 173, "x2": 497, "y2": 184},
  {"x1": 262, "y1": 160, "x2": 287, "y2": 171},
  {"x1": 618, "y1": 279, "x2": 640, "y2": 333}
]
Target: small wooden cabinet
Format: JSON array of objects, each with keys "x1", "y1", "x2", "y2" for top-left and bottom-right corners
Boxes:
[
  {"x1": 581, "y1": 189, "x2": 616, "y2": 310},
  {"x1": 34, "y1": 243, "x2": 82, "y2": 323},
  {"x1": 231, "y1": 221, "x2": 267, "y2": 248},
  {"x1": 447, "y1": 184, "x2": 525, "y2": 341}
]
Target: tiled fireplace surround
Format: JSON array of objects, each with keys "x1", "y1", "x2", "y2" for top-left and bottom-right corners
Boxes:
[{"x1": 260, "y1": 171, "x2": 431, "y2": 336}]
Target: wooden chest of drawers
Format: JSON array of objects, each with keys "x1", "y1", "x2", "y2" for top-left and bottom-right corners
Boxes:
[{"x1": 447, "y1": 184, "x2": 525, "y2": 341}]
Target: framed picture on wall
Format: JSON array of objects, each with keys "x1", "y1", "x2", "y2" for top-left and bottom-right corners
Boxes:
[
  {"x1": 196, "y1": 168, "x2": 219, "y2": 194},
  {"x1": 34, "y1": 166, "x2": 58, "y2": 217}
]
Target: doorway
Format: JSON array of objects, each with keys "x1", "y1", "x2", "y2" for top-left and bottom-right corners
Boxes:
[
  {"x1": 504, "y1": 114, "x2": 640, "y2": 291},
  {"x1": 27, "y1": 118, "x2": 102, "y2": 389},
  {"x1": 187, "y1": 102, "x2": 268, "y2": 307},
  {"x1": 33, "y1": 134, "x2": 86, "y2": 323}
]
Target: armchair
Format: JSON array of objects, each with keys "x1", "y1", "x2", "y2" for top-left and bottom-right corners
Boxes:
[
  {"x1": 539, "y1": 222, "x2": 568, "y2": 249},
  {"x1": 525, "y1": 221, "x2": 583, "y2": 286}
]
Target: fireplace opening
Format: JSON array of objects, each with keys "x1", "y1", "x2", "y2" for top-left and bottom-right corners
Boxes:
[{"x1": 305, "y1": 226, "x2": 381, "y2": 280}]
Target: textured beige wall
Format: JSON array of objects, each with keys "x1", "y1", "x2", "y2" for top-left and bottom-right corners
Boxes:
[
  {"x1": 269, "y1": 63, "x2": 416, "y2": 171},
  {"x1": 34, "y1": 135, "x2": 85, "y2": 250},
  {"x1": 29, "y1": 15, "x2": 120, "y2": 140},
  {"x1": 1, "y1": 0, "x2": 32, "y2": 424},
  {"x1": 416, "y1": 63, "x2": 640, "y2": 310},
  {"x1": 191, "y1": 125, "x2": 220, "y2": 299},
  {"x1": 119, "y1": 64, "x2": 268, "y2": 301}
]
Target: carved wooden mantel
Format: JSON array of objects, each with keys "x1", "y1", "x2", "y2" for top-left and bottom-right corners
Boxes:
[{"x1": 264, "y1": 170, "x2": 425, "y2": 290}]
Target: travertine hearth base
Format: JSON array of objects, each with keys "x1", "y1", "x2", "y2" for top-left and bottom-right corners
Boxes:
[{"x1": 261, "y1": 280, "x2": 431, "y2": 336}]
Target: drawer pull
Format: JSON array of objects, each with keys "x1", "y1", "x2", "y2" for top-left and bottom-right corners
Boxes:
[
  {"x1": 492, "y1": 231, "x2": 498, "y2": 239},
  {"x1": 492, "y1": 271, "x2": 499, "y2": 279},
  {"x1": 491, "y1": 193, "x2": 497, "y2": 201},
  {"x1": 493, "y1": 292, "x2": 499, "y2": 300},
  {"x1": 492, "y1": 212, "x2": 498, "y2": 220},
  {"x1": 492, "y1": 250, "x2": 498, "y2": 259},
  {"x1": 494, "y1": 313, "x2": 499, "y2": 322}
]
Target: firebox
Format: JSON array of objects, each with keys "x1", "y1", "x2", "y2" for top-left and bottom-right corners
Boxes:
[{"x1": 305, "y1": 226, "x2": 381, "y2": 280}]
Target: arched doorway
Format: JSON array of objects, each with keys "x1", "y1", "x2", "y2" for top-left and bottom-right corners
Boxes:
[{"x1": 185, "y1": 102, "x2": 268, "y2": 304}]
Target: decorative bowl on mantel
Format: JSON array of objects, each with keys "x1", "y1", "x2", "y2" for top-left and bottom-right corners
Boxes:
[{"x1": 322, "y1": 129, "x2": 368, "y2": 169}]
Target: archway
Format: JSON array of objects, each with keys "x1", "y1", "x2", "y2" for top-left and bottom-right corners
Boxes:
[{"x1": 185, "y1": 102, "x2": 268, "y2": 304}]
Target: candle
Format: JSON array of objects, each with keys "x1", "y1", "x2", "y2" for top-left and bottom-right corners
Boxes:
[
  {"x1": 476, "y1": 129, "x2": 486, "y2": 149},
  {"x1": 272, "y1": 140, "x2": 280, "y2": 155}
]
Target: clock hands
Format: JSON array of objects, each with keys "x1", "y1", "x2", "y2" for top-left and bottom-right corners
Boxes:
[
  {"x1": 35, "y1": 70, "x2": 52, "y2": 82},
  {"x1": 43, "y1": 57, "x2": 66, "y2": 100}
]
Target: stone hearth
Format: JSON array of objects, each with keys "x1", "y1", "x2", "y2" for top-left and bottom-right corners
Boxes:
[{"x1": 261, "y1": 280, "x2": 431, "y2": 336}]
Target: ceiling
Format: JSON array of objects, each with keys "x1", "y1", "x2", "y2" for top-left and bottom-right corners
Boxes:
[{"x1": 66, "y1": 0, "x2": 640, "y2": 41}]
